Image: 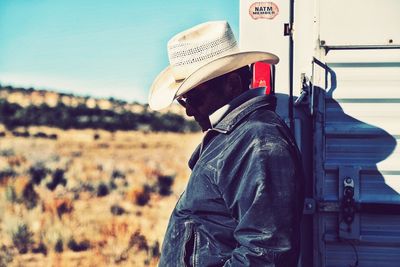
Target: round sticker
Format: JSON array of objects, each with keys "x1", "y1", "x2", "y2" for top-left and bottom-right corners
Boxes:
[{"x1": 249, "y1": 2, "x2": 279, "y2": 20}]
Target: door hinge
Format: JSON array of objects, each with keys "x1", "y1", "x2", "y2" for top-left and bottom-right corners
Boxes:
[{"x1": 284, "y1": 23, "x2": 292, "y2": 36}]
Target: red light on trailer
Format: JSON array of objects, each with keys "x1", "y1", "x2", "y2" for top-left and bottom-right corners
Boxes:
[{"x1": 252, "y1": 62, "x2": 272, "y2": 94}]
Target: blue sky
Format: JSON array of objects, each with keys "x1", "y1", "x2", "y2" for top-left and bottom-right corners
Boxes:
[{"x1": 0, "y1": 1, "x2": 239, "y2": 104}]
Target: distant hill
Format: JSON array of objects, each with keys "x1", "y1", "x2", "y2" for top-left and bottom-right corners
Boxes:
[{"x1": 0, "y1": 85, "x2": 200, "y2": 132}]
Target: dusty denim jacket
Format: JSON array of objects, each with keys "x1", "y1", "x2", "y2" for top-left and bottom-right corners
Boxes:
[{"x1": 159, "y1": 90, "x2": 305, "y2": 267}]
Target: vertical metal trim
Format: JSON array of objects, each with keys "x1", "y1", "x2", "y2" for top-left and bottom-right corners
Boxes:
[
  {"x1": 289, "y1": 0, "x2": 295, "y2": 134},
  {"x1": 313, "y1": 75, "x2": 325, "y2": 267}
]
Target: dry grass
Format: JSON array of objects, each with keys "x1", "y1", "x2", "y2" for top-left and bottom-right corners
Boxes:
[{"x1": 0, "y1": 126, "x2": 202, "y2": 267}]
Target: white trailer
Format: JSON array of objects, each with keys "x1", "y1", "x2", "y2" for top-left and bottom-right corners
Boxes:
[{"x1": 240, "y1": 1, "x2": 400, "y2": 266}]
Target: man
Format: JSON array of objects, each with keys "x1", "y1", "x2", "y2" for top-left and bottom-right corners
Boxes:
[{"x1": 149, "y1": 21, "x2": 305, "y2": 267}]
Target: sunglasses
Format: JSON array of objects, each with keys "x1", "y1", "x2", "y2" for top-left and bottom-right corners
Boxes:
[
  {"x1": 176, "y1": 98, "x2": 187, "y2": 108},
  {"x1": 177, "y1": 96, "x2": 203, "y2": 108},
  {"x1": 176, "y1": 76, "x2": 225, "y2": 108},
  {"x1": 177, "y1": 97, "x2": 187, "y2": 108},
  {"x1": 176, "y1": 87, "x2": 208, "y2": 108}
]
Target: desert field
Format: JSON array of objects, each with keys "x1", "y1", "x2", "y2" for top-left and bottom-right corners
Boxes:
[{"x1": 0, "y1": 126, "x2": 202, "y2": 267}]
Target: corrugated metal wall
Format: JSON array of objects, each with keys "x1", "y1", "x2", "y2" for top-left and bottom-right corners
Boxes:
[{"x1": 315, "y1": 49, "x2": 400, "y2": 266}]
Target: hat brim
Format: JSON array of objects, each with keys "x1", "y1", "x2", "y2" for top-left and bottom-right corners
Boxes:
[{"x1": 148, "y1": 51, "x2": 279, "y2": 110}]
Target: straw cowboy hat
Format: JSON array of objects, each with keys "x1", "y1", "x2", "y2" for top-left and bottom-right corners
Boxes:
[{"x1": 148, "y1": 20, "x2": 279, "y2": 111}]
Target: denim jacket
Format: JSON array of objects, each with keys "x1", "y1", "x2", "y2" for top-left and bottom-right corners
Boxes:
[{"x1": 159, "y1": 91, "x2": 305, "y2": 267}]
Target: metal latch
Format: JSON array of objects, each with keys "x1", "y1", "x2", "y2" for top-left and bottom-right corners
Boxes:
[
  {"x1": 341, "y1": 177, "x2": 355, "y2": 226},
  {"x1": 339, "y1": 166, "x2": 360, "y2": 240},
  {"x1": 302, "y1": 167, "x2": 361, "y2": 240}
]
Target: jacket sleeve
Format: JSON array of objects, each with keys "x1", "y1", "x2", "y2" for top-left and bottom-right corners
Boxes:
[{"x1": 218, "y1": 139, "x2": 304, "y2": 267}]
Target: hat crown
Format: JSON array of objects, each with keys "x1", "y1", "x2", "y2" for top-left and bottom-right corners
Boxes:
[{"x1": 167, "y1": 21, "x2": 239, "y2": 80}]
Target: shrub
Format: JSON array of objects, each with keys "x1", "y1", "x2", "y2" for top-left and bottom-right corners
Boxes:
[
  {"x1": 46, "y1": 169, "x2": 67, "y2": 190},
  {"x1": 31, "y1": 242, "x2": 47, "y2": 255},
  {"x1": 54, "y1": 238, "x2": 63, "y2": 253},
  {"x1": 56, "y1": 199, "x2": 73, "y2": 218},
  {"x1": 109, "y1": 180, "x2": 117, "y2": 190},
  {"x1": 11, "y1": 131, "x2": 29, "y2": 137},
  {"x1": 135, "y1": 185, "x2": 153, "y2": 206},
  {"x1": 5, "y1": 186, "x2": 17, "y2": 203},
  {"x1": 33, "y1": 132, "x2": 48, "y2": 138},
  {"x1": 0, "y1": 94, "x2": 201, "y2": 132},
  {"x1": 111, "y1": 169, "x2": 125, "y2": 179},
  {"x1": 151, "y1": 241, "x2": 160, "y2": 258},
  {"x1": 0, "y1": 149, "x2": 14, "y2": 157},
  {"x1": 0, "y1": 245, "x2": 13, "y2": 267},
  {"x1": 129, "y1": 231, "x2": 148, "y2": 252},
  {"x1": 29, "y1": 164, "x2": 48, "y2": 185},
  {"x1": 96, "y1": 182, "x2": 109, "y2": 197},
  {"x1": 0, "y1": 168, "x2": 16, "y2": 183},
  {"x1": 81, "y1": 182, "x2": 95, "y2": 193},
  {"x1": 110, "y1": 204, "x2": 125, "y2": 216},
  {"x1": 8, "y1": 177, "x2": 39, "y2": 209},
  {"x1": 21, "y1": 182, "x2": 39, "y2": 209},
  {"x1": 71, "y1": 182, "x2": 95, "y2": 198},
  {"x1": 71, "y1": 151, "x2": 82, "y2": 157},
  {"x1": 156, "y1": 175, "x2": 174, "y2": 196},
  {"x1": 12, "y1": 224, "x2": 33, "y2": 254},
  {"x1": 67, "y1": 238, "x2": 90, "y2": 252},
  {"x1": 48, "y1": 134, "x2": 58, "y2": 140}
]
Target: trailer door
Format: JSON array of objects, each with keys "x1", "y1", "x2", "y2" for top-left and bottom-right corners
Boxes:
[{"x1": 312, "y1": 1, "x2": 400, "y2": 266}]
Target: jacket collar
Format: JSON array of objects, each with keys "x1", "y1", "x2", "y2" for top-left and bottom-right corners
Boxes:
[
  {"x1": 188, "y1": 89, "x2": 276, "y2": 169},
  {"x1": 209, "y1": 87, "x2": 266, "y2": 127},
  {"x1": 211, "y1": 88, "x2": 276, "y2": 133}
]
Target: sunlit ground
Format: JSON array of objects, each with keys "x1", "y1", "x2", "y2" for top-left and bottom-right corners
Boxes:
[{"x1": 0, "y1": 126, "x2": 202, "y2": 267}]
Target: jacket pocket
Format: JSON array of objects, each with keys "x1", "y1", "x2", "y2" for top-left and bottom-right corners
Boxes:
[{"x1": 182, "y1": 221, "x2": 199, "y2": 267}]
